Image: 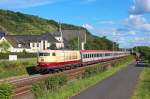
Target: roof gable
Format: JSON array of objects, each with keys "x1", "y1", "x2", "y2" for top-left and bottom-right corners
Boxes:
[
  {"x1": 5, "y1": 33, "x2": 59, "y2": 48},
  {"x1": 0, "y1": 32, "x2": 5, "y2": 38}
]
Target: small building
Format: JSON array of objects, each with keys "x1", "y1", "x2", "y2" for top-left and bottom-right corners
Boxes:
[
  {"x1": 52, "y1": 29, "x2": 87, "y2": 49},
  {"x1": 0, "y1": 33, "x2": 61, "y2": 53},
  {"x1": 0, "y1": 29, "x2": 87, "y2": 53}
]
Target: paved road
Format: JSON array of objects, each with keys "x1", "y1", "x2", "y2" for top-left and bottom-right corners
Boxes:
[{"x1": 71, "y1": 63, "x2": 143, "y2": 99}]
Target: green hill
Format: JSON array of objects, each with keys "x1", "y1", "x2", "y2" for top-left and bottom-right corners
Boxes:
[
  {"x1": 0, "y1": 9, "x2": 118, "y2": 50},
  {"x1": 0, "y1": 9, "x2": 83, "y2": 35}
]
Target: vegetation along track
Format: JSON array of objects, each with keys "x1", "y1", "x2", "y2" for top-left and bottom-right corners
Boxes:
[{"x1": 0, "y1": 57, "x2": 128, "y2": 99}]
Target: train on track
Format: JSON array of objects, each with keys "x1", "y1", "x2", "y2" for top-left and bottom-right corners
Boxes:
[{"x1": 37, "y1": 50, "x2": 130, "y2": 73}]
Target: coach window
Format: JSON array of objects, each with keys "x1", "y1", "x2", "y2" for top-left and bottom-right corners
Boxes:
[
  {"x1": 84, "y1": 54, "x2": 86, "y2": 58},
  {"x1": 52, "y1": 52, "x2": 56, "y2": 56},
  {"x1": 100, "y1": 54, "x2": 102, "y2": 57},
  {"x1": 84, "y1": 54, "x2": 87, "y2": 58}
]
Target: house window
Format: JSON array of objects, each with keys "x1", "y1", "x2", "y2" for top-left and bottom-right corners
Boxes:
[{"x1": 37, "y1": 43, "x2": 39, "y2": 47}]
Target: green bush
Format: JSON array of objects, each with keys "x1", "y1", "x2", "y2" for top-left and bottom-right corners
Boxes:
[
  {"x1": 82, "y1": 56, "x2": 134, "y2": 79},
  {"x1": 82, "y1": 64, "x2": 106, "y2": 79},
  {"x1": 32, "y1": 81, "x2": 46, "y2": 97},
  {"x1": 0, "y1": 59, "x2": 36, "y2": 79},
  {"x1": 0, "y1": 52, "x2": 37, "y2": 59},
  {"x1": 32, "y1": 75, "x2": 68, "y2": 98},
  {"x1": 0, "y1": 83, "x2": 13, "y2": 99}
]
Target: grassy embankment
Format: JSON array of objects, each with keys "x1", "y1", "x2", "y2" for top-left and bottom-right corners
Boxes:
[
  {"x1": 132, "y1": 64, "x2": 150, "y2": 99},
  {"x1": 0, "y1": 58, "x2": 37, "y2": 79},
  {"x1": 33, "y1": 56, "x2": 134, "y2": 99}
]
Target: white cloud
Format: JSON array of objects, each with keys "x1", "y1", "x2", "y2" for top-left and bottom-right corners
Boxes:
[
  {"x1": 128, "y1": 31, "x2": 136, "y2": 35},
  {"x1": 124, "y1": 15, "x2": 150, "y2": 32},
  {"x1": 134, "y1": 37, "x2": 145, "y2": 41},
  {"x1": 82, "y1": 24, "x2": 94, "y2": 30},
  {"x1": 129, "y1": 0, "x2": 150, "y2": 14},
  {"x1": 94, "y1": 27, "x2": 116, "y2": 34},
  {"x1": 98, "y1": 21, "x2": 115, "y2": 25},
  {"x1": 0, "y1": 0, "x2": 61, "y2": 9}
]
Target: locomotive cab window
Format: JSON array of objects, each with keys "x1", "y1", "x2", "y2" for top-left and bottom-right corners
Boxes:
[{"x1": 39, "y1": 53, "x2": 50, "y2": 56}]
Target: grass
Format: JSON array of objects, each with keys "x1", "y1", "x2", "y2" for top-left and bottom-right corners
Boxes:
[
  {"x1": 132, "y1": 64, "x2": 150, "y2": 99},
  {"x1": 36, "y1": 56, "x2": 134, "y2": 99},
  {"x1": 0, "y1": 58, "x2": 37, "y2": 79}
]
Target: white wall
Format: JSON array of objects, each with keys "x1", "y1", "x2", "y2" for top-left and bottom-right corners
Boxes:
[
  {"x1": 0, "y1": 37, "x2": 6, "y2": 43},
  {"x1": 0, "y1": 37, "x2": 59, "y2": 53}
]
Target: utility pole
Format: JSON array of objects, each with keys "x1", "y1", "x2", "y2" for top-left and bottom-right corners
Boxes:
[
  {"x1": 59, "y1": 22, "x2": 64, "y2": 49},
  {"x1": 78, "y1": 30, "x2": 80, "y2": 50}
]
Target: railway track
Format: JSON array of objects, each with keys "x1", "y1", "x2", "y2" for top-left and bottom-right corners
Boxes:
[{"x1": 0, "y1": 58, "x2": 125, "y2": 99}]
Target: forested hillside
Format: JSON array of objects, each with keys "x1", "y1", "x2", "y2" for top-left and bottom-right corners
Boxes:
[
  {"x1": 0, "y1": 9, "x2": 84, "y2": 35},
  {"x1": 0, "y1": 9, "x2": 118, "y2": 50}
]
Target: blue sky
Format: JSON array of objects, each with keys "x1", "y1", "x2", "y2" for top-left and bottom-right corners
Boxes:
[{"x1": 0, "y1": 0, "x2": 150, "y2": 48}]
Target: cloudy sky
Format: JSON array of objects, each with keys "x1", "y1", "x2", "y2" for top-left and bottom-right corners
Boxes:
[{"x1": 0, "y1": 0, "x2": 150, "y2": 48}]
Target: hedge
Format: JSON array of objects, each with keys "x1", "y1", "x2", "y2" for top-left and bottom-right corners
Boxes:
[
  {"x1": 32, "y1": 75, "x2": 68, "y2": 98},
  {"x1": 0, "y1": 83, "x2": 13, "y2": 99},
  {"x1": 0, "y1": 52, "x2": 37, "y2": 59}
]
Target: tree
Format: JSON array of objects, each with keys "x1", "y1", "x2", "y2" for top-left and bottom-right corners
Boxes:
[
  {"x1": 134, "y1": 46, "x2": 150, "y2": 63},
  {"x1": 50, "y1": 43, "x2": 56, "y2": 50},
  {"x1": 0, "y1": 41, "x2": 10, "y2": 53}
]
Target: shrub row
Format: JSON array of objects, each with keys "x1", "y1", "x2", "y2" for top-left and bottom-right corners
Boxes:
[
  {"x1": 32, "y1": 75, "x2": 68, "y2": 98},
  {"x1": 0, "y1": 60, "x2": 36, "y2": 69},
  {"x1": 82, "y1": 65, "x2": 107, "y2": 78},
  {"x1": 0, "y1": 83, "x2": 13, "y2": 99},
  {"x1": 82, "y1": 56, "x2": 133, "y2": 79},
  {"x1": 0, "y1": 59, "x2": 37, "y2": 79},
  {"x1": 0, "y1": 52, "x2": 37, "y2": 59}
]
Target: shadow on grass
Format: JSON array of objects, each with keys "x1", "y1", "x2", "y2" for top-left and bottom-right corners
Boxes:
[
  {"x1": 26, "y1": 66, "x2": 39, "y2": 75},
  {"x1": 136, "y1": 63, "x2": 150, "y2": 68}
]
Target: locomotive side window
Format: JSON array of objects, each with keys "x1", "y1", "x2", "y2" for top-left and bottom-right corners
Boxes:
[{"x1": 52, "y1": 52, "x2": 56, "y2": 56}]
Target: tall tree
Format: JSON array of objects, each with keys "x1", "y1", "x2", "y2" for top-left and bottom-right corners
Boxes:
[{"x1": 0, "y1": 41, "x2": 10, "y2": 53}]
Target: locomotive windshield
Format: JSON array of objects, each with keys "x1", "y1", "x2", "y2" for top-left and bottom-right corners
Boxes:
[{"x1": 39, "y1": 53, "x2": 50, "y2": 56}]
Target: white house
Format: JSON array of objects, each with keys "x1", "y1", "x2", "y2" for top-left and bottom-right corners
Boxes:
[
  {"x1": 0, "y1": 29, "x2": 87, "y2": 53},
  {"x1": 0, "y1": 32, "x2": 62, "y2": 53}
]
